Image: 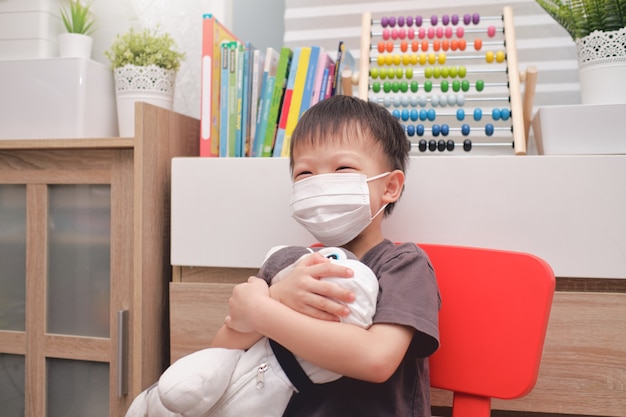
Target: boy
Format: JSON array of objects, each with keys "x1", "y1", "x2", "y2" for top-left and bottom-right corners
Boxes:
[{"x1": 221, "y1": 95, "x2": 441, "y2": 417}]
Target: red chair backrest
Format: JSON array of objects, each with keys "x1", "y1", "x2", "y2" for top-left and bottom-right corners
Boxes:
[{"x1": 420, "y1": 244, "x2": 555, "y2": 417}]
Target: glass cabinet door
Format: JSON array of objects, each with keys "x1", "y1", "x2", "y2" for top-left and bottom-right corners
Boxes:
[
  {"x1": 45, "y1": 184, "x2": 111, "y2": 417},
  {"x1": 0, "y1": 185, "x2": 27, "y2": 417}
]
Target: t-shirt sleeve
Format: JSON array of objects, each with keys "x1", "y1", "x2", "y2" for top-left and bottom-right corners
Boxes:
[{"x1": 370, "y1": 243, "x2": 440, "y2": 358}]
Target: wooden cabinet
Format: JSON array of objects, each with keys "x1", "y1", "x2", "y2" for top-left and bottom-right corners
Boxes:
[{"x1": 0, "y1": 103, "x2": 199, "y2": 417}]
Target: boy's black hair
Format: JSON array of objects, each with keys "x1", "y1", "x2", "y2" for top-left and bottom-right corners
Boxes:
[{"x1": 289, "y1": 95, "x2": 410, "y2": 216}]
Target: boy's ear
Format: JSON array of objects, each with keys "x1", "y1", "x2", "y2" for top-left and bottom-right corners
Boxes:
[{"x1": 383, "y1": 170, "x2": 405, "y2": 203}]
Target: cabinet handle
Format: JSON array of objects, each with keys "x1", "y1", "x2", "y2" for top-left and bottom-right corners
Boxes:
[{"x1": 117, "y1": 309, "x2": 129, "y2": 397}]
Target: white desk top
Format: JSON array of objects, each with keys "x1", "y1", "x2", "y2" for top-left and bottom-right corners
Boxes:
[{"x1": 171, "y1": 155, "x2": 626, "y2": 279}]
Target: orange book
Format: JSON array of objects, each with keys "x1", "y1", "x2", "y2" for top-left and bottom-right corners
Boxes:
[{"x1": 200, "y1": 14, "x2": 239, "y2": 157}]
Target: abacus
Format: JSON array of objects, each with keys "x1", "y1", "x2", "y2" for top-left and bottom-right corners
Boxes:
[{"x1": 354, "y1": 6, "x2": 537, "y2": 155}]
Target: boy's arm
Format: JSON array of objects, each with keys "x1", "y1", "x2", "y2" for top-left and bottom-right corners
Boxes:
[
  {"x1": 211, "y1": 323, "x2": 263, "y2": 349},
  {"x1": 211, "y1": 252, "x2": 353, "y2": 350},
  {"x1": 225, "y1": 277, "x2": 414, "y2": 383}
]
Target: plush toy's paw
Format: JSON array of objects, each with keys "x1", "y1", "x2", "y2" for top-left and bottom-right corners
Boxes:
[
  {"x1": 158, "y1": 348, "x2": 243, "y2": 417},
  {"x1": 126, "y1": 383, "x2": 178, "y2": 417}
]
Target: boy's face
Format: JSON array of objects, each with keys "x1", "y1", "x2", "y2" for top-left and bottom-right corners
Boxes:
[{"x1": 291, "y1": 135, "x2": 390, "y2": 216}]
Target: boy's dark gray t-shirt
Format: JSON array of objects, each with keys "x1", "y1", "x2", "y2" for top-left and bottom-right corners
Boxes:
[{"x1": 278, "y1": 239, "x2": 441, "y2": 417}]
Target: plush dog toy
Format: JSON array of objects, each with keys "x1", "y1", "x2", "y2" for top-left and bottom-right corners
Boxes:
[{"x1": 125, "y1": 246, "x2": 378, "y2": 417}]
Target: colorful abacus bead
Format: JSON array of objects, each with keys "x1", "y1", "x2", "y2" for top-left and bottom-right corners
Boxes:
[
  {"x1": 463, "y1": 139, "x2": 472, "y2": 151},
  {"x1": 485, "y1": 124, "x2": 495, "y2": 136}
]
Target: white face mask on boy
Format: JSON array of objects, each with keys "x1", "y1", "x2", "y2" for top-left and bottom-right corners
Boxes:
[{"x1": 290, "y1": 172, "x2": 390, "y2": 246}]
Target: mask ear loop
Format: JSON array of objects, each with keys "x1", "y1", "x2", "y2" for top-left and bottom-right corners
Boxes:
[
  {"x1": 370, "y1": 203, "x2": 388, "y2": 221},
  {"x1": 366, "y1": 172, "x2": 391, "y2": 220},
  {"x1": 365, "y1": 171, "x2": 391, "y2": 183}
]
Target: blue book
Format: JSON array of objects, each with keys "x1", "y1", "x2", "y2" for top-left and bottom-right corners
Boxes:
[
  {"x1": 234, "y1": 42, "x2": 246, "y2": 157},
  {"x1": 298, "y1": 46, "x2": 321, "y2": 118},
  {"x1": 240, "y1": 42, "x2": 256, "y2": 157},
  {"x1": 319, "y1": 67, "x2": 330, "y2": 102},
  {"x1": 219, "y1": 41, "x2": 231, "y2": 157}
]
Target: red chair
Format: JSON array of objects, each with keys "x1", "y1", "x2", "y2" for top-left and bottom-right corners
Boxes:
[{"x1": 420, "y1": 244, "x2": 555, "y2": 417}]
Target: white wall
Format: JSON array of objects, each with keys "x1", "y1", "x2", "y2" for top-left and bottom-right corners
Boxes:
[{"x1": 87, "y1": 0, "x2": 232, "y2": 119}]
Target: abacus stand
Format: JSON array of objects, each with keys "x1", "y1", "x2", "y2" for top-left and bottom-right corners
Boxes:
[{"x1": 357, "y1": 6, "x2": 536, "y2": 156}]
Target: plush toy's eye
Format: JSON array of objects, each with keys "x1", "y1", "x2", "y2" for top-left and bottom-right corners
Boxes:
[{"x1": 318, "y1": 247, "x2": 346, "y2": 261}]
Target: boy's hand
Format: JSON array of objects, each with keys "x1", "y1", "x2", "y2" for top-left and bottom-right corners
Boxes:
[
  {"x1": 270, "y1": 252, "x2": 356, "y2": 322},
  {"x1": 225, "y1": 277, "x2": 270, "y2": 333}
]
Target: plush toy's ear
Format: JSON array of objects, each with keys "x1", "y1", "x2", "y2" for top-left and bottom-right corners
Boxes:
[{"x1": 258, "y1": 246, "x2": 312, "y2": 282}]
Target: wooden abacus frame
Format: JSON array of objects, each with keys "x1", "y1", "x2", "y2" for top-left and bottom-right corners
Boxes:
[{"x1": 354, "y1": 6, "x2": 537, "y2": 155}]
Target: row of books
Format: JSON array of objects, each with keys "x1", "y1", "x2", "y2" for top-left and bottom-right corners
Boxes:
[{"x1": 199, "y1": 14, "x2": 355, "y2": 157}]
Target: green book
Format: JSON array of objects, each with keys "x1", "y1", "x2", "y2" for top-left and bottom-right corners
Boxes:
[{"x1": 261, "y1": 47, "x2": 293, "y2": 157}]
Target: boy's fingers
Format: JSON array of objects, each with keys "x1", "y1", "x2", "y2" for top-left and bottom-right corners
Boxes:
[
  {"x1": 314, "y1": 279, "x2": 355, "y2": 304},
  {"x1": 309, "y1": 262, "x2": 354, "y2": 280}
]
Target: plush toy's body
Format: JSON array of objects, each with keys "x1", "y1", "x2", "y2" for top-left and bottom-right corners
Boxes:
[{"x1": 125, "y1": 246, "x2": 378, "y2": 417}]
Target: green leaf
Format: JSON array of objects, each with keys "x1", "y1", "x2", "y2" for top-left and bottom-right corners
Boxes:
[
  {"x1": 104, "y1": 27, "x2": 186, "y2": 71},
  {"x1": 535, "y1": 0, "x2": 626, "y2": 39},
  {"x1": 59, "y1": 1, "x2": 95, "y2": 35}
]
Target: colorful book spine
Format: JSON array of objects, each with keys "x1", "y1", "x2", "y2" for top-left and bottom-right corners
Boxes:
[
  {"x1": 218, "y1": 41, "x2": 231, "y2": 157},
  {"x1": 273, "y1": 47, "x2": 301, "y2": 157},
  {"x1": 310, "y1": 49, "x2": 329, "y2": 108},
  {"x1": 248, "y1": 49, "x2": 264, "y2": 156},
  {"x1": 324, "y1": 62, "x2": 336, "y2": 99},
  {"x1": 319, "y1": 66, "x2": 330, "y2": 103},
  {"x1": 227, "y1": 41, "x2": 240, "y2": 157},
  {"x1": 280, "y1": 47, "x2": 311, "y2": 157},
  {"x1": 252, "y1": 48, "x2": 279, "y2": 157},
  {"x1": 261, "y1": 47, "x2": 293, "y2": 157},
  {"x1": 298, "y1": 46, "x2": 321, "y2": 118},
  {"x1": 199, "y1": 14, "x2": 239, "y2": 157},
  {"x1": 235, "y1": 42, "x2": 246, "y2": 157},
  {"x1": 333, "y1": 41, "x2": 355, "y2": 96},
  {"x1": 240, "y1": 42, "x2": 253, "y2": 157},
  {"x1": 330, "y1": 41, "x2": 344, "y2": 96}
]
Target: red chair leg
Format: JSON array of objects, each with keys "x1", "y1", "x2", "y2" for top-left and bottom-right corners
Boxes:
[{"x1": 452, "y1": 393, "x2": 491, "y2": 417}]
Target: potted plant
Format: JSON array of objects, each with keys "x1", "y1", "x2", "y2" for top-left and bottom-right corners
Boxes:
[
  {"x1": 58, "y1": 0, "x2": 95, "y2": 59},
  {"x1": 535, "y1": 0, "x2": 626, "y2": 104},
  {"x1": 104, "y1": 27, "x2": 186, "y2": 136}
]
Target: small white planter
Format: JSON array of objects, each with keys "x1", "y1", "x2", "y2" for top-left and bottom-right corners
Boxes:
[
  {"x1": 58, "y1": 33, "x2": 93, "y2": 59},
  {"x1": 113, "y1": 64, "x2": 176, "y2": 137},
  {"x1": 576, "y1": 28, "x2": 626, "y2": 105}
]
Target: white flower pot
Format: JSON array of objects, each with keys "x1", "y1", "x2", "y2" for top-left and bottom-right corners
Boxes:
[
  {"x1": 576, "y1": 28, "x2": 626, "y2": 105},
  {"x1": 113, "y1": 64, "x2": 176, "y2": 137},
  {"x1": 58, "y1": 33, "x2": 93, "y2": 59}
]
